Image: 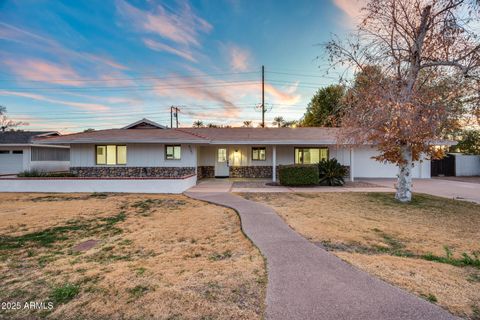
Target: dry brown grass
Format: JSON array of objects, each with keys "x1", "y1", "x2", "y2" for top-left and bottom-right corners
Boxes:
[
  {"x1": 240, "y1": 192, "x2": 480, "y2": 319},
  {"x1": 0, "y1": 193, "x2": 266, "y2": 320}
]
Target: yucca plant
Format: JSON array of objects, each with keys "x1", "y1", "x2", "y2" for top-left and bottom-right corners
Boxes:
[{"x1": 318, "y1": 159, "x2": 347, "y2": 186}]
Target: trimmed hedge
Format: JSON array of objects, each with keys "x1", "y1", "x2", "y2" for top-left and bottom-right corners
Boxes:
[{"x1": 278, "y1": 165, "x2": 319, "y2": 186}]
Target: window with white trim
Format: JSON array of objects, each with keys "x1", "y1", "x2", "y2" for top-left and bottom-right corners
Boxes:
[{"x1": 166, "y1": 145, "x2": 181, "y2": 160}]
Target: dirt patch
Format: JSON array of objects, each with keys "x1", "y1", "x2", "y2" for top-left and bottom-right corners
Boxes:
[
  {"x1": 72, "y1": 240, "x2": 99, "y2": 252},
  {"x1": 0, "y1": 193, "x2": 266, "y2": 320},
  {"x1": 240, "y1": 192, "x2": 480, "y2": 319}
]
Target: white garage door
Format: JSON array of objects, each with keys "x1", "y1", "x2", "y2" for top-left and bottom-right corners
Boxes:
[{"x1": 0, "y1": 152, "x2": 24, "y2": 175}]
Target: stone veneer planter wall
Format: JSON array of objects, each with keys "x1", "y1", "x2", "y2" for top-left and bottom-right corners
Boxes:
[
  {"x1": 229, "y1": 166, "x2": 273, "y2": 178},
  {"x1": 197, "y1": 166, "x2": 215, "y2": 179},
  {"x1": 70, "y1": 167, "x2": 196, "y2": 178}
]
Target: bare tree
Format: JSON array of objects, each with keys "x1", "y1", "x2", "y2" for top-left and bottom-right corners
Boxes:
[
  {"x1": 0, "y1": 106, "x2": 28, "y2": 132},
  {"x1": 326, "y1": 0, "x2": 480, "y2": 202}
]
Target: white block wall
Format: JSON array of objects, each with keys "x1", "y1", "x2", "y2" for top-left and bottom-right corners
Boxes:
[{"x1": 0, "y1": 176, "x2": 197, "y2": 194}]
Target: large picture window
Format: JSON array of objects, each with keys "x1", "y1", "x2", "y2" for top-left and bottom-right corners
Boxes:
[
  {"x1": 252, "y1": 147, "x2": 266, "y2": 161},
  {"x1": 294, "y1": 147, "x2": 328, "y2": 164},
  {"x1": 96, "y1": 145, "x2": 127, "y2": 165},
  {"x1": 166, "y1": 145, "x2": 181, "y2": 160}
]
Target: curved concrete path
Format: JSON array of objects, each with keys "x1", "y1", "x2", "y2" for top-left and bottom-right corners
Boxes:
[{"x1": 185, "y1": 191, "x2": 457, "y2": 320}]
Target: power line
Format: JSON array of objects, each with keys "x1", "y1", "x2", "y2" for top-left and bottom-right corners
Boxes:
[{"x1": 0, "y1": 71, "x2": 259, "y2": 83}]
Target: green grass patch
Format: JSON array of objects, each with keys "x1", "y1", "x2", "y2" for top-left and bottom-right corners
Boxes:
[
  {"x1": 50, "y1": 283, "x2": 80, "y2": 304},
  {"x1": 420, "y1": 293, "x2": 438, "y2": 303}
]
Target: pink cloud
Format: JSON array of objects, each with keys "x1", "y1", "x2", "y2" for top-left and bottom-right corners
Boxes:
[
  {"x1": 152, "y1": 67, "x2": 301, "y2": 119},
  {"x1": 116, "y1": 0, "x2": 212, "y2": 47},
  {"x1": 143, "y1": 38, "x2": 197, "y2": 62},
  {"x1": 0, "y1": 90, "x2": 110, "y2": 112},
  {"x1": 332, "y1": 0, "x2": 367, "y2": 23},
  {"x1": 4, "y1": 59, "x2": 85, "y2": 86},
  {"x1": 228, "y1": 45, "x2": 251, "y2": 71}
]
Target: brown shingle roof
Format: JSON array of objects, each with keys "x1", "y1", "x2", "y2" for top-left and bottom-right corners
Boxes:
[
  {"x1": 180, "y1": 127, "x2": 340, "y2": 144},
  {"x1": 34, "y1": 128, "x2": 209, "y2": 144},
  {"x1": 37, "y1": 127, "x2": 342, "y2": 145}
]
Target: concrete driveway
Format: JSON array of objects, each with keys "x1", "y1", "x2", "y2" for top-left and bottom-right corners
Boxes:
[{"x1": 360, "y1": 178, "x2": 480, "y2": 204}]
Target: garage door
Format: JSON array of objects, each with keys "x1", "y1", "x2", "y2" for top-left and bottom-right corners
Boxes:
[{"x1": 0, "y1": 152, "x2": 24, "y2": 175}]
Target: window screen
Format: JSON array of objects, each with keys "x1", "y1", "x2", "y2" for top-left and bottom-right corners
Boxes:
[
  {"x1": 252, "y1": 147, "x2": 266, "y2": 161},
  {"x1": 294, "y1": 148, "x2": 328, "y2": 164},
  {"x1": 166, "y1": 145, "x2": 181, "y2": 160},
  {"x1": 96, "y1": 145, "x2": 126, "y2": 165}
]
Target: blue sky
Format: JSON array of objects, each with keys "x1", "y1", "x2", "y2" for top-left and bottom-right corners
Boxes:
[{"x1": 0, "y1": 0, "x2": 361, "y2": 131}]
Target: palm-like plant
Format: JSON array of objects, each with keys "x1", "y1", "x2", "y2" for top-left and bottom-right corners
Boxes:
[
  {"x1": 272, "y1": 116, "x2": 285, "y2": 128},
  {"x1": 242, "y1": 121, "x2": 252, "y2": 127},
  {"x1": 192, "y1": 120, "x2": 204, "y2": 128},
  {"x1": 318, "y1": 159, "x2": 347, "y2": 186}
]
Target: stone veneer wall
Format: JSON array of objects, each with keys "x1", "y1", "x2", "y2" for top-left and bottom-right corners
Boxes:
[
  {"x1": 197, "y1": 166, "x2": 215, "y2": 179},
  {"x1": 229, "y1": 166, "x2": 273, "y2": 178},
  {"x1": 70, "y1": 167, "x2": 196, "y2": 178}
]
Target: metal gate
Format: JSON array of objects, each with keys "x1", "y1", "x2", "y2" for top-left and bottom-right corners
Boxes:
[{"x1": 431, "y1": 154, "x2": 455, "y2": 176}]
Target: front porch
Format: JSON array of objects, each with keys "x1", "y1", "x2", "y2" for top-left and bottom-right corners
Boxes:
[{"x1": 196, "y1": 145, "x2": 355, "y2": 182}]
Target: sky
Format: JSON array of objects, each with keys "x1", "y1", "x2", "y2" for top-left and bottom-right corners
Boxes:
[{"x1": 0, "y1": 0, "x2": 363, "y2": 132}]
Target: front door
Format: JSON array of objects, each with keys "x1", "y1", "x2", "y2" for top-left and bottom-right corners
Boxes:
[{"x1": 215, "y1": 147, "x2": 229, "y2": 177}]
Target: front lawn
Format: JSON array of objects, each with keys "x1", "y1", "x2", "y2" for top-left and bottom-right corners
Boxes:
[
  {"x1": 240, "y1": 192, "x2": 480, "y2": 319},
  {"x1": 0, "y1": 193, "x2": 266, "y2": 320}
]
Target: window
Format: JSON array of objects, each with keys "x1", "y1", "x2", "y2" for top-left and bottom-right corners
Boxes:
[
  {"x1": 217, "y1": 148, "x2": 227, "y2": 162},
  {"x1": 252, "y1": 147, "x2": 266, "y2": 161},
  {"x1": 96, "y1": 145, "x2": 127, "y2": 165},
  {"x1": 0, "y1": 150, "x2": 9, "y2": 154},
  {"x1": 12, "y1": 150, "x2": 23, "y2": 154},
  {"x1": 294, "y1": 148, "x2": 328, "y2": 164},
  {"x1": 166, "y1": 145, "x2": 181, "y2": 160}
]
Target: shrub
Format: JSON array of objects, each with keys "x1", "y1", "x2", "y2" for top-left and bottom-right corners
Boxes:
[
  {"x1": 318, "y1": 159, "x2": 347, "y2": 186},
  {"x1": 278, "y1": 165, "x2": 319, "y2": 186},
  {"x1": 17, "y1": 170, "x2": 76, "y2": 177}
]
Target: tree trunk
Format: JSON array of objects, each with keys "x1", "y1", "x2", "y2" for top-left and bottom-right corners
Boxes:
[{"x1": 396, "y1": 145, "x2": 413, "y2": 202}]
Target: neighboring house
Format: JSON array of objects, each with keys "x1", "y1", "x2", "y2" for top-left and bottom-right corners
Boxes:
[
  {"x1": 37, "y1": 119, "x2": 433, "y2": 183},
  {"x1": 0, "y1": 131, "x2": 70, "y2": 175}
]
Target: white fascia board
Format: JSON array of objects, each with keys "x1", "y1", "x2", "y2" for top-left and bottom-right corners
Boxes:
[{"x1": 0, "y1": 143, "x2": 69, "y2": 148}]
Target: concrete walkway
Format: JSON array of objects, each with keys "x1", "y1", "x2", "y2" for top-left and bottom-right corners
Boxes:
[{"x1": 185, "y1": 191, "x2": 457, "y2": 320}]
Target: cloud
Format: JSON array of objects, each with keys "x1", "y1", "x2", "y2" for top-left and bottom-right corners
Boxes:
[
  {"x1": 0, "y1": 22, "x2": 129, "y2": 71},
  {"x1": 0, "y1": 90, "x2": 110, "y2": 111},
  {"x1": 332, "y1": 0, "x2": 367, "y2": 23},
  {"x1": 143, "y1": 38, "x2": 197, "y2": 62},
  {"x1": 228, "y1": 45, "x2": 251, "y2": 71},
  {"x1": 116, "y1": 0, "x2": 212, "y2": 47},
  {"x1": 3, "y1": 59, "x2": 85, "y2": 86}
]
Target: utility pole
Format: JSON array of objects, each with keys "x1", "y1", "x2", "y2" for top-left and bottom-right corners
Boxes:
[
  {"x1": 175, "y1": 107, "x2": 179, "y2": 128},
  {"x1": 261, "y1": 65, "x2": 265, "y2": 128},
  {"x1": 170, "y1": 106, "x2": 180, "y2": 128}
]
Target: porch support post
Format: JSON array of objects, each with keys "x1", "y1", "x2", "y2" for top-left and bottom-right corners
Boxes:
[
  {"x1": 349, "y1": 147, "x2": 354, "y2": 182},
  {"x1": 272, "y1": 145, "x2": 277, "y2": 182}
]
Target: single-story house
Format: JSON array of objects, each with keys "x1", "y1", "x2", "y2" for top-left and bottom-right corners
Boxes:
[
  {"x1": 0, "y1": 131, "x2": 70, "y2": 175},
  {"x1": 5, "y1": 118, "x2": 436, "y2": 193}
]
